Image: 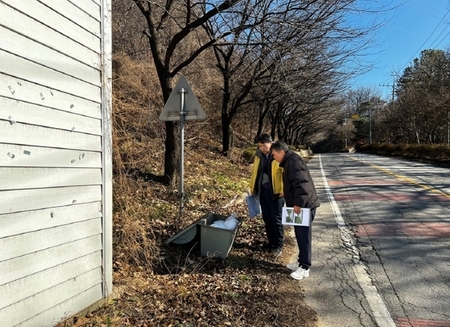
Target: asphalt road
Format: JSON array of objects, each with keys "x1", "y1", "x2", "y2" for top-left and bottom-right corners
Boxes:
[{"x1": 300, "y1": 153, "x2": 450, "y2": 327}]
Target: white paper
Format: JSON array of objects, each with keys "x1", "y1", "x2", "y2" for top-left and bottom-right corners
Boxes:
[{"x1": 281, "y1": 207, "x2": 311, "y2": 226}]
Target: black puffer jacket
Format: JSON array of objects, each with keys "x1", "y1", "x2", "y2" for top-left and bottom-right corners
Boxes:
[{"x1": 279, "y1": 150, "x2": 320, "y2": 209}]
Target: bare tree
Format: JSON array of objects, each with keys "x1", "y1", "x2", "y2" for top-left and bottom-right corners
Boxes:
[
  {"x1": 240, "y1": 0, "x2": 386, "y2": 148},
  {"x1": 131, "y1": 0, "x2": 242, "y2": 185},
  {"x1": 203, "y1": 0, "x2": 289, "y2": 155}
]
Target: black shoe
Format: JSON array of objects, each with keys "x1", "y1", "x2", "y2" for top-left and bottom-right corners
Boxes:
[{"x1": 271, "y1": 247, "x2": 283, "y2": 257}]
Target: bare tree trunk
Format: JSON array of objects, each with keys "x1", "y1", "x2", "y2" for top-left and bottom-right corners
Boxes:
[
  {"x1": 164, "y1": 121, "x2": 178, "y2": 187},
  {"x1": 157, "y1": 67, "x2": 178, "y2": 187},
  {"x1": 222, "y1": 112, "x2": 233, "y2": 155},
  {"x1": 255, "y1": 100, "x2": 270, "y2": 142},
  {"x1": 255, "y1": 109, "x2": 265, "y2": 143}
]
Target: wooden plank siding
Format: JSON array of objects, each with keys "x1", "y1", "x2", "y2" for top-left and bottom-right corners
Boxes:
[
  {"x1": 0, "y1": 252, "x2": 102, "y2": 317},
  {"x1": 0, "y1": 74, "x2": 101, "y2": 119},
  {"x1": 0, "y1": 144, "x2": 102, "y2": 168},
  {"x1": 0, "y1": 97, "x2": 101, "y2": 135},
  {"x1": 0, "y1": 4, "x2": 100, "y2": 72},
  {"x1": 0, "y1": 167, "x2": 102, "y2": 191},
  {"x1": 0, "y1": 121, "x2": 102, "y2": 151},
  {"x1": 2, "y1": 269, "x2": 103, "y2": 327},
  {"x1": 67, "y1": 0, "x2": 101, "y2": 21},
  {"x1": 0, "y1": 234, "x2": 103, "y2": 286},
  {"x1": 1, "y1": 0, "x2": 101, "y2": 53},
  {"x1": 0, "y1": 0, "x2": 112, "y2": 326}
]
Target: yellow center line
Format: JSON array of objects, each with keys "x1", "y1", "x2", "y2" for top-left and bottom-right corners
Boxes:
[{"x1": 350, "y1": 157, "x2": 450, "y2": 199}]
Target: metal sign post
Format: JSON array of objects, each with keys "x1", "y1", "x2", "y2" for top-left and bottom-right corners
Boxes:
[
  {"x1": 179, "y1": 87, "x2": 186, "y2": 218},
  {"x1": 159, "y1": 75, "x2": 206, "y2": 218}
]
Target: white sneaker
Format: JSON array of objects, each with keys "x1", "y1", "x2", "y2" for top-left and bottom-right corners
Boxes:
[
  {"x1": 286, "y1": 262, "x2": 299, "y2": 271},
  {"x1": 290, "y1": 267, "x2": 310, "y2": 280}
]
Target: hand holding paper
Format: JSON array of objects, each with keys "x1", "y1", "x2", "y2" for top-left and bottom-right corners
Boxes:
[{"x1": 282, "y1": 207, "x2": 311, "y2": 226}]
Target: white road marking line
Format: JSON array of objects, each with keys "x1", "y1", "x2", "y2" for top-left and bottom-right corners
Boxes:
[{"x1": 319, "y1": 154, "x2": 396, "y2": 327}]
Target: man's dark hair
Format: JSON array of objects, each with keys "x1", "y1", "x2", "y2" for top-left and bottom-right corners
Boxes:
[
  {"x1": 257, "y1": 133, "x2": 272, "y2": 143},
  {"x1": 270, "y1": 141, "x2": 289, "y2": 152}
]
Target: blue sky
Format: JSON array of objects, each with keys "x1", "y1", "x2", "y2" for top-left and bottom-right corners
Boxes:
[{"x1": 349, "y1": 0, "x2": 450, "y2": 100}]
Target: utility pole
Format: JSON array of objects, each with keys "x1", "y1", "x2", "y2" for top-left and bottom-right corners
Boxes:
[
  {"x1": 369, "y1": 105, "x2": 372, "y2": 144},
  {"x1": 379, "y1": 79, "x2": 396, "y2": 102},
  {"x1": 343, "y1": 111, "x2": 348, "y2": 148}
]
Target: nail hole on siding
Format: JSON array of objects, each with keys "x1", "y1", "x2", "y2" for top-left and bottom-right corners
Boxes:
[
  {"x1": 70, "y1": 104, "x2": 74, "y2": 109},
  {"x1": 50, "y1": 90, "x2": 54, "y2": 96},
  {"x1": 79, "y1": 153, "x2": 85, "y2": 160},
  {"x1": 50, "y1": 211, "x2": 55, "y2": 218},
  {"x1": 71, "y1": 159, "x2": 76, "y2": 163},
  {"x1": 40, "y1": 92, "x2": 45, "y2": 100},
  {"x1": 8, "y1": 116, "x2": 16, "y2": 125},
  {"x1": 7, "y1": 152, "x2": 15, "y2": 159},
  {"x1": 72, "y1": 200, "x2": 77, "y2": 204},
  {"x1": 8, "y1": 85, "x2": 15, "y2": 94},
  {"x1": 70, "y1": 127, "x2": 75, "y2": 132}
]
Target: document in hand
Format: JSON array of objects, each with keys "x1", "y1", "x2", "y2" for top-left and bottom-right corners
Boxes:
[
  {"x1": 246, "y1": 195, "x2": 261, "y2": 218},
  {"x1": 282, "y1": 207, "x2": 311, "y2": 226}
]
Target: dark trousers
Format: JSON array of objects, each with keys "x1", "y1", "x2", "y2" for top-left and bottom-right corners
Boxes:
[
  {"x1": 294, "y1": 207, "x2": 316, "y2": 269},
  {"x1": 260, "y1": 187, "x2": 285, "y2": 249}
]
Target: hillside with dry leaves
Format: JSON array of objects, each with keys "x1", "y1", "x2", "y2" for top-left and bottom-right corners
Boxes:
[{"x1": 55, "y1": 55, "x2": 320, "y2": 327}]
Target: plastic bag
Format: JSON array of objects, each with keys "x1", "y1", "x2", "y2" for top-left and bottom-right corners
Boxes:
[
  {"x1": 224, "y1": 213, "x2": 239, "y2": 229},
  {"x1": 211, "y1": 213, "x2": 239, "y2": 230},
  {"x1": 246, "y1": 194, "x2": 261, "y2": 218}
]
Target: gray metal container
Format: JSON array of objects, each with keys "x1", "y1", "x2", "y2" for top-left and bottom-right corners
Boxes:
[{"x1": 199, "y1": 213, "x2": 241, "y2": 259}]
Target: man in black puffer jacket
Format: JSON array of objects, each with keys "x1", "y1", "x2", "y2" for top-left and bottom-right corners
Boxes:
[{"x1": 271, "y1": 141, "x2": 320, "y2": 280}]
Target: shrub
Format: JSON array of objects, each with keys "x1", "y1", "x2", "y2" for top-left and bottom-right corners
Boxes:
[{"x1": 242, "y1": 146, "x2": 256, "y2": 163}]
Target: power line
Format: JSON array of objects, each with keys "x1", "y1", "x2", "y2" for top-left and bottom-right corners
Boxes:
[
  {"x1": 378, "y1": 7, "x2": 450, "y2": 95},
  {"x1": 401, "y1": 7, "x2": 450, "y2": 69},
  {"x1": 429, "y1": 24, "x2": 450, "y2": 49}
]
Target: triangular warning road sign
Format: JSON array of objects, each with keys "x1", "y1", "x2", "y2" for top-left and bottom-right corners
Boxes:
[{"x1": 159, "y1": 75, "x2": 206, "y2": 121}]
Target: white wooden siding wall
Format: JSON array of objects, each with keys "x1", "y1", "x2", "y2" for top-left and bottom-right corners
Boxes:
[{"x1": 0, "y1": 0, "x2": 112, "y2": 326}]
